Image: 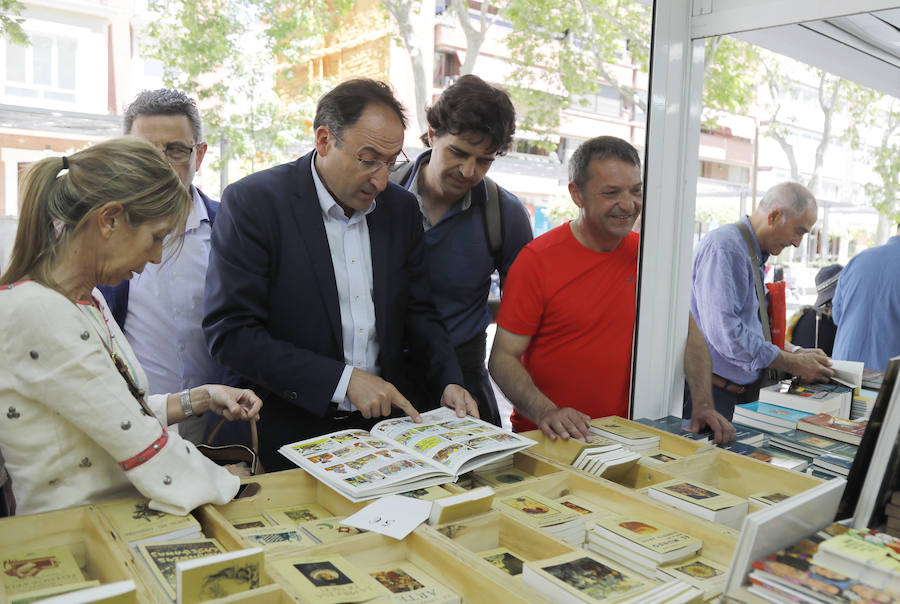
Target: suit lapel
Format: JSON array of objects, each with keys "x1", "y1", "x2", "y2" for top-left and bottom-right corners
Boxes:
[
  {"x1": 367, "y1": 200, "x2": 389, "y2": 342},
  {"x1": 291, "y1": 153, "x2": 342, "y2": 350}
]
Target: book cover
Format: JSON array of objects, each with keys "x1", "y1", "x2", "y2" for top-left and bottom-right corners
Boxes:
[
  {"x1": 297, "y1": 517, "x2": 365, "y2": 544},
  {"x1": 813, "y1": 529, "x2": 900, "y2": 591},
  {"x1": 473, "y1": 467, "x2": 533, "y2": 488},
  {"x1": 230, "y1": 515, "x2": 270, "y2": 530},
  {"x1": 769, "y1": 429, "x2": 858, "y2": 457},
  {"x1": 590, "y1": 418, "x2": 656, "y2": 443},
  {"x1": 0, "y1": 546, "x2": 85, "y2": 596},
  {"x1": 278, "y1": 407, "x2": 534, "y2": 501},
  {"x1": 9, "y1": 580, "x2": 100, "y2": 604},
  {"x1": 797, "y1": 413, "x2": 866, "y2": 444},
  {"x1": 650, "y1": 479, "x2": 745, "y2": 511},
  {"x1": 478, "y1": 547, "x2": 525, "y2": 576},
  {"x1": 633, "y1": 416, "x2": 711, "y2": 442},
  {"x1": 265, "y1": 503, "x2": 333, "y2": 527},
  {"x1": 592, "y1": 516, "x2": 702, "y2": 559},
  {"x1": 24, "y1": 580, "x2": 137, "y2": 603},
  {"x1": 136, "y1": 538, "x2": 224, "y2": 600},
  {"x1": 641, "y1": 450, "x2": 682, "y2": 465},
  {"x1": 759, "y1": 381, "x2": 849, "y2": 415},
  {"x1": 175, "y1": 547, "x2": 263, "y2": 604},
  {"x1": 523, "y1": 551, "x2": 651, "y2": 602},
  {"x1": 366, "y1": 561, "x2": 460, "y2": 603},
  {"x1": 749, "y1": 491, "x2": 792, "y2": 506},
  {"x1": 657, "y1": 555, "x2": 727, "y2": 598},
  {"x1": 239, "y1": 526, "x2": 313, "y2": 553},
  {"x1": 734, "y1": 402, "x2": 813, "y2": 428},
  {"x1": 270, "y1": 554, "x2": 388, "y2": 603},
  {"x1": 555, "y1": 495, "x2": 606, "y2": 517},
  {"x1": 494, "y1": 491, "x2": 581, "y2": 527},
  {"x1": 99, "y1": 497, "x2": 200, "y2": 544}
]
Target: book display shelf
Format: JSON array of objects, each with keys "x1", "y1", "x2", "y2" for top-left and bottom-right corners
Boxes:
[{"x1": 2, "y1": 409, "x2": 890, "y2": 603}]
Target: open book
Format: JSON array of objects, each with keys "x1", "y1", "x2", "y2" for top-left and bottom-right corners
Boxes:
[{"x1": 278, "y1": 408, "x2": 535, "y2": 501}]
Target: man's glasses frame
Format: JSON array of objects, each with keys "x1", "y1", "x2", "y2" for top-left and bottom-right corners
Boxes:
[
  {"x1": 161, "y1": 143, "x2": 199, "y2": 166},
  {"x1": 330, "y1": 131, "x2": 410, "y2": 174}
]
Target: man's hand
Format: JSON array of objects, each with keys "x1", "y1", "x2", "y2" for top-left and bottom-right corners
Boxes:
[
  {"x1": 440, "y1": 384, "x2": 480, "y2": 418},
  {"x1": 689, "y1": 407, "x2": 736, "y2": 444},
  {"x1": 536, "y1": 407, "x2": 592, "y2": 442},
  {"x1": 782, "y1": 349, "x2": 834, "y2": 382},
  {"x1": 346, "y1": 370, "x2": 422, "y2": 422}
]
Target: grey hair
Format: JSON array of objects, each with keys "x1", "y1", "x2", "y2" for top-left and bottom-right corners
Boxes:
[
  {"x1": 759, "y1": 182, "x2": 816, "y2": 217},
  {"x1": 568, "y1": 136, "x2": 641, "y2": 191},
  {"x1": 124, "y1": 89, "x2": 203, "y2": 142}
]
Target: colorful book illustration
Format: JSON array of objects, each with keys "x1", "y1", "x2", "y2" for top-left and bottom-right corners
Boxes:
[
  {"x1": 0, "y1": 546, "x2": 85, "y2": 596},
  {"x1": 278, "y1": 408, "x2": 534, "y2": 501},
  {"x1": 591, "y1": 516, "x2": 702, "y2": 562},
  {"x1": 366, "y1": 561, "x2": 460, "y2": 603},
  {"x1": 797, "y1": 413, "x2": 866, "y2": 445},
  {"x1": 658, "y1": 554, "x2": 728, "y2": 599},
  {"x1": 270, "y1": 554, "x2": 388, "y2": 603},
  {"x1": 230, "y1": 515, "x2": 270, "y2": 531},
  {"x1": 478, "y1": 547, "x2": 526, "y2": 576},
  {"x1": 264, "y1": 503, "x2": 333, "y2": 527},
  {"x1": 238, "y1": 526, "x2": 312, "y2": 553},
  {"x1": 136, "y1": 538, "x2": 224, "y2": 600},
  {"x1": 522, "y1": 551, "x2": 651, "y2": 602},
  {"x1": 749, "y1": 491, "x2": 792, "y2": 506},
  {"x1": 175, "y1": 547, "x2": 263, "y2": 604},
  {"x1": 648, "y1": 479, "x2": 748, "y2": 529},
  {"x1": 494, "y1": 491, "x2": 581, "y2": 527}
]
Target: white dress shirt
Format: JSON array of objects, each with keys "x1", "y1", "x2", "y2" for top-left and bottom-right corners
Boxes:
[{"x1": 310, "y1": 153, "x2": 379, "y2": 411}]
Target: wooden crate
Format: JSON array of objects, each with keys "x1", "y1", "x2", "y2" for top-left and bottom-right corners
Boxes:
[
  {"x1": 457, "y1": 449, "x2": 567, "y2": 488},
  {"x1": 427, "y1": 509, "x2": 576, "y2": 602},
  {"x1": 267, "y1": 526, "x2": 539, "y2": 604},
  {"x1": 0, "y1": 505, "x2": 155, "y2": 602}
]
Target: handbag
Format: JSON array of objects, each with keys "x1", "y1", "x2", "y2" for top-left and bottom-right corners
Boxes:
[{"x1": 196, "y1": 417, "x2": 262, "y2": 476}]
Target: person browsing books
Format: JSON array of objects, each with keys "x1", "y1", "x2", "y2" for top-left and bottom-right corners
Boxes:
[
  {"x1": 391, "y1": 75, "x2": 533, "y2": 426},
  {"x1": 203, "y1": 79, "x2": 477, "y2": 472},
  {"x1": 0, "y1": 137, "x2": 262, "y2": 516},
  {"x1": 489, "y1": 136, "x2": 734, "y2": 444},
  {"x1": 687, "y1": 182, "x2": 835, "y2": 422}
]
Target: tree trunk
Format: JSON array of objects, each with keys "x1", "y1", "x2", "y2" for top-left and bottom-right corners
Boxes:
[{"x1": 381, "y1": 0, "x2": 428, "y2": 133}]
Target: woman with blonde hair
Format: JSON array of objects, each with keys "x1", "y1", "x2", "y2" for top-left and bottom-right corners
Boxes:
[{"x1": 0, "y1": 137, "x2": 261, "y2": 516}]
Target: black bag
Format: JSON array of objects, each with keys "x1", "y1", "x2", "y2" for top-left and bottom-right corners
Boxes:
[{"x1": 196, "y1": 417, "x2": 262, "y2": 476}]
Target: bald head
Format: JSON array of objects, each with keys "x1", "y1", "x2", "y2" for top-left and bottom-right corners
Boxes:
[{"x1": 751, "y1": 182, "x2": 817, "y2": 256}]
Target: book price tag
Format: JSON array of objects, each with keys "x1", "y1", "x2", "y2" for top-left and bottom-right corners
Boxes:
[{"x1": 341, "y1": 495, "x2": 432, "y2": 540}]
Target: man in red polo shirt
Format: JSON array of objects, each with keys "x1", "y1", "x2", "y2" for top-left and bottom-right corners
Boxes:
[{"x1": 489, "y1": 136, "x2": 733, "y2": 443}]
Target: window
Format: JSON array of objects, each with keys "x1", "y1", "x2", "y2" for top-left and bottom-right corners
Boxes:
[
  {"x1": 5, "y1": 35, "x2": 77, "y2": 103},
  {"x1": 571, "y1": 85, "x2": 621, "y2": 117},
  {"x1": 699, "y1": 160, "x2": 750, "y2": 184}
]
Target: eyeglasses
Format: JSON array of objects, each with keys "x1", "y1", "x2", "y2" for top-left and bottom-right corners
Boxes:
[
  {"x1": 331, "y1": 132, "x2": 410, "y2": 174},
  {"x1": 160, "y1": 143, "x2": 198, "y2": 165}
]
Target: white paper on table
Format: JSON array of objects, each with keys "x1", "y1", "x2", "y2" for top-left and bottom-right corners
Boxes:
[{"x1": 340, "y1": 495, "x2": 432, "y2": 540}]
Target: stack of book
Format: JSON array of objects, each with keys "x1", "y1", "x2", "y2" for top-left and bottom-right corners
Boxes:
[
  {"x1": 766, "y1": 428, "x2": 857, "y2": 463},
  {"x1": 590, "y1": 418, "x2": 660, "y2": 453},
  {"x1": 812, "y1": 528, "x2": 900, "y2": 593},
  {"x1": 259, "y1": 503, "x2": 366, "y2": 545},
  {"x1": 716, "y1": 441, "x2": 810, "y2": 471},
  {"x1": 571, "y1": 442, "x2": 641, "y2": 480},
  {"x1": 494, "y1": 491, "x2": 593, "y2": 546},
  {"x1": 796, "y1": 413, "x2": 866, "y2": 445},
  {"x1": 584, "y1": 515, "x2": 702, "y2": 579},
  {"x1": 733, "y1": 402, "x2": 812, "y2": 434},
  {"x1": 99, "y1": 496, "x2": 203, "y2": 549},
  {"x1": 270, "y1": 553, "x2": 460, "y2": 603},
  {"x1": 136, "y1": 538, "x2": 227, "y2": 600},
  {"x1": 427, "y1": 486, "x2": 494, "y2": 525},
  {"x1": 758, "y1": 380, "x2": 852, "y2": 419},
  {"x1": 748, "y1": 525, "x2": 900, "y2": 603},
  {"x1": 851, "y1": 387, "x2": 880, "y2": 420},
  {"x1": 522, "y1": 551, "x2": 702, "y2": 604},
  {"x1": 657, "y1": 554, "x2": 729, "y2": 600},
  {"x1": 647, "y1": 479, "x2": 748, "y2": 530},
  {"x1": 887, "y1": 491, "x2": 900, "y2": 538},
  {"x1": 633, "y1": 416, "x2": 712, "y2": 444},
  {"x1": 732, "y1": 425, "x2": 767, "y2": 446}
]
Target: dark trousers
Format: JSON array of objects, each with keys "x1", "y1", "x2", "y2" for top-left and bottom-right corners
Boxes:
[
  {"x1": 455, "y1": 332, "x2": 501, "y2": 427},
  {"x1": 683, "y1": 382, "x2": 740, "y2": 422}
]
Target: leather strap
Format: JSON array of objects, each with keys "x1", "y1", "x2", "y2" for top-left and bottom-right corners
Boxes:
[
  {"x1": 119, "y1": 431, "x2": 168, "y2": 471},
  {"x1": 204, "y1": 416, "x2": 259, "y2": 454},
  {"x1": 735, "y1": 220, "x2": 772, "y2": 343},
  {"x1": 711, "y1": 373, "x2": 747, "y2": 394}
]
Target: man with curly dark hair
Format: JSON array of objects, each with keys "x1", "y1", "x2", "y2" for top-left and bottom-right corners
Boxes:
[{"x1": 392, "y1": 75, "x2": 533, "y2": 426}]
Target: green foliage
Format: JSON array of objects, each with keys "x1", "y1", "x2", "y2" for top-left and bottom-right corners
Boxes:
[
  {"x1": 140, "y1": 0, "x2": 349, "y2": 173},
  {"x1": 701, "y1": 37, "x2": 761, "y2": 128},
  {"x1": 0, "y1": 0, "x2": 28, "y2": 45}
]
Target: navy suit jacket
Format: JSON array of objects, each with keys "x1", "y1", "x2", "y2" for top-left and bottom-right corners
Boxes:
[
  {"x1": 98, "y1": 187, "x2": 219, "y2": 329},
  {"x1": 203, "y1": 152, "x2": 463, "y2": 461}
]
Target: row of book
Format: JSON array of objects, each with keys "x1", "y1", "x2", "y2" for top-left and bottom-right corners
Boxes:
[
  {"x1": 734, "y1": 402, "x2": 866, "y2": 444},
  {"x1": 747, "y1": 523, "x2": 900, "y2": 603}
]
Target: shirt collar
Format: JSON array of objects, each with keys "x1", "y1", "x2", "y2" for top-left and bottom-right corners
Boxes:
[
  {"x1": 408, "y1": 150, "x2": 473, "y2": 229},
  {"x1": 741, "y1": 215, "x2": 768, "y2": 265},
  {"x1": 185, "y1": 185, "x2": 207, "y2": 232},
  {"x1": 310, "y1": 150, "x2": 376, "y2": 222}
]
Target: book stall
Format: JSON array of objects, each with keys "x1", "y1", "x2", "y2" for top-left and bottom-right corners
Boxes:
[{"x1": 1, "y1": 360, "x2": 898, "y2": 603}]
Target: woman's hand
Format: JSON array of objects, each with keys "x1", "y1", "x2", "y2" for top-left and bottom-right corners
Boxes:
[{"x1": 205, "y1": 385, "x2": 262, "y2": 421}]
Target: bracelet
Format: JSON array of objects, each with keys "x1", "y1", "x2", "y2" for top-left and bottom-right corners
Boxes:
[{"x1": 180, "y1": 389, "x2": 193, "y2": 417}]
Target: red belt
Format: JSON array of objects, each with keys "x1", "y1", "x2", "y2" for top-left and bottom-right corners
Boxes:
[
  {"x1": 711, "y1": 374, "x2": 747, "y2": 394},
  {"x1": 119, "y1": 431, "x2": 168, "y2": 471}
]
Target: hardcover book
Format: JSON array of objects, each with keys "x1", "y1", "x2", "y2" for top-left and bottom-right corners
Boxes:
[
  {"x1": 270, "y1": 554, "x2": 388, "y2": 603},
  {"x1": 366, "y1": 561, "x2": 460, "y2": 604},
  {"x1": 478, "y1": 547, "x2": 525, "y2": 576},
  {"x1": 136, "y1": 538, "x2": 224, "y2": 600},
  {"x1": 278, "y1": 408, "x2": 534, "y2": 501},
  {"x1": 591, "y1": 516, "x2": 702, "y2": 563},
  {"x1": 522, "y1": 551, "x2": 652, "y2": 603},
  {"x1": 99, "y1": 497, "x2": 202, "y2": 545},
  {"x1": 0, "y1": 546, "x2": 85, "y2": 596},
  {"x1": 175, "y1": 547, "x2": 263, "y2": 604},
  {"x1": 797, "y1": 413, "x2": 866, "y2": 445}
]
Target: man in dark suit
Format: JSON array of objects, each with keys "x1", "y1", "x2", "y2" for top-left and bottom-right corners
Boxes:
[{"x1": 204, "y1": 79, "x2": 477, "y2": 471}]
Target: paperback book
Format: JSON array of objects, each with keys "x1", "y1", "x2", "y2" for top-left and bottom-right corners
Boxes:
[
  {"x1": 759, "y1": 380, "x2": 851, "y2": 418},
  {"x1": 278, "y1": 408, "x2": 534, "y2": 501},
  {"x1": 427, "y1": 486, "x2": 494, "y2": 525},
  {"x1": 812, "y1": 528, "x2": 900, "y2": 593},
  {"x1": 0, "y1": 546, "x2": 85, "y2": 596},
  {"x1": 748, "y1": 491, "x2": 792, "y2": 507},
  {"x1": 28, "y1": 580, "x2": 138, "y2": 603},
  {"x1": 136, "y1": 538, "x2": 224, "y2": 600},
  {"x1": 522, "y1": 551, "x2": 653, "y2": 603},
  {"x1": 175, "y1": 547, "x2": 263, "y2": 604},
  {"x1": 647, "y1": 479, "x2": 748, "y2": 530},
  {"x1": 365, "y1": 561, "x2": 460, "y2": 604},
  {"x1": 299, "y1": 517, "x2": 366, "y2": 543},
  {"x1": 733, "y1": 401, "x2": 813, "y2": 430},
  {"x1": 478, "y1": 547, "x2": 525, "y2": 576},
  {"x1": 590, "y1": 418, "x2": 659, "y2": 452},
  {"x1": 590, "y1": 516, "x2": 702, "y2": 564},
  {"x1": 797, "y1": 413, "x2": 866, "y2": 445},
  {"x1": 264, "y1": 503, "x2": 334, "y2": 526},
  {"x1": 270, "y1": 554, "x2": 388, "y2": 603},
  {"x1": 9, "y1": 580, "x2": 100, "y2": 604},
  {"x1": 767, "y1": 429, "x2": 858, "y2": 459},
  {"x1": 493, "y1": 491, "x2": 581, "y2": 528},
  {"x1": 633, "y1": 416, "x2": 711, "y2": 443},
  {"x1": 98, "y1": 497, "x2": 202, "y2": 546},
  {"x1": 657, "y1": 555, "x2": 728, "y2": 600},
  {"x1": 238, "y1": 526, "x2": 311, "y2": 553}
]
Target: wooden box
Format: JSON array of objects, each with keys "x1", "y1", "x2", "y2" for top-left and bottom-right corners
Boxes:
[{"x1": 0, "y1": 505, "x2": 154, "y2": 602}]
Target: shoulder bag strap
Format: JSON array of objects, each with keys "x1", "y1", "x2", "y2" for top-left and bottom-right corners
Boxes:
[
  {"x1": 735, "y1": 220, "x2": 772, "y2": 343},
  {"x1": 482, "y1": 176, "x2": 504, "y2": 270}
]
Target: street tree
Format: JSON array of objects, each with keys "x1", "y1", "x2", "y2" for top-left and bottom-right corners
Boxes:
[{"x1": 1, "y1": 0, "x2": 27, "y2": 45}]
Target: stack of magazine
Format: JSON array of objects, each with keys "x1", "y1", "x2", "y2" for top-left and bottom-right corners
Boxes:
[{"x1": 278, "y1": 407, "x2": 535, "y2": 501}]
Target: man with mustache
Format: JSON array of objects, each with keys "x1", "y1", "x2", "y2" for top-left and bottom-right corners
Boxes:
[
  {"x1": 203, "y1": 79, "x2": 477, "y2": 471},
  {"x1": 490, "y1": 136, "x2": 733, "y2": 442},
  {"x1": 686, "y1": 182, "x2": 834, "y2": 422},
  {"x1": 392, "y1": 75, "x2": 533, "y2": 426}
]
